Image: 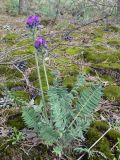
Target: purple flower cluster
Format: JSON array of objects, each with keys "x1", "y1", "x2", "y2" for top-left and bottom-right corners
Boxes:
[
  {"x1": 26, "y1": 15, "x2": 40, "y2": 29},
  {"x1": 26, "y1": 15, "x2": 47, "y2": 50},
  {"x1": 34, "y1": 36, "x2": 47, "y2": 50}
]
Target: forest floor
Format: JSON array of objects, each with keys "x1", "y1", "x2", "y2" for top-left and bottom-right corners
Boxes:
[{"x1": 0, "y1": 14, "x2": 120, "y2": 160}]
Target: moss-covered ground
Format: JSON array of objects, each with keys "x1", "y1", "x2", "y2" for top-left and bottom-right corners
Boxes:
[{"x1": 0, "y1": 15, "x2": 120, "y2": 159}]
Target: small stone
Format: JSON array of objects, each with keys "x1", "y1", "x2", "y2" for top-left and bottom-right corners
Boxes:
[
  {"x1": 32, "y1": 137, "x2": 40, "y2": 144},
  {"x1": 27, "y1": 133, "x2": 37, "y2": 139}
]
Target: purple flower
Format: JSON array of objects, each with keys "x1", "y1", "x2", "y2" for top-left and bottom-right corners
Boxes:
[
  {"x1": 26, "y1": 15, "x2": 40, "y2": 29},
  {"x1": 34, "y1": 37, "x2": 47, "y2": 49}
]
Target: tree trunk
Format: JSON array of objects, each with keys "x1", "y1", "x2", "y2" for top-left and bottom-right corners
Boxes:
[
  {"x1": 19, "y1": 0, "x2": 28, "y2": 15},
  {"x1": 117, "y1": 0, "x2": 120, "y2": 23},
  {"x1": 117, "y1": 0, "x2": 120, "y2": 16}
]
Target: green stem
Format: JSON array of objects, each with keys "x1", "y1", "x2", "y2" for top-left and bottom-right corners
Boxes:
[
  {"x1": 35, "y1": 51, "x2": 45, "y2": 103},
  {"x1": 43, "y1": 59, "x2": 49, "y2": 90}
]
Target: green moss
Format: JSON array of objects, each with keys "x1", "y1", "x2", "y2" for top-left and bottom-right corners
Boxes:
[
  {"x1": 106, "y1": 129, "x2": 120, "y2": 141},
  {"x1": 92, "y1": 121, "x2": 109, "y2": 131},
  {"x1": 29, "y1": 68, "x2": 53, "y2": 84},
  {"x1": 17, "y1": 39, "x2": 33, "y2": 47},
  {"x1": 104, "y1": 85, "x2": 120, "y2": 100},
  {"x1": 30, "y1": 68, "x2": 53, "y2": 91},
  {"x1": 94, "y1": 37, "x2": 106, "y2": 43},
  {"x1": 94, "y1": 28, "x2": 105, "y2": 38},
  {"x1": 55, "y1": 20, "x2": 70, "y2": 30},
  {"x1": 66, "y1": 47, "x2": 81, "y2": 55},
  {"x1": 108, "y1": 38, "x2": 120, "y2": 49},
  {"x1": 106, "y1": 25, "x2": 119, "y2": 32},
  {"x1": 13, "y1": 90, "x2": 30, "y2": 101},
  {"x1": 27, "y1": 58, "x2": 36, "y2": 67},
  {"x1": 6, "y1": 81, "x2": 25, "y2": 89},
  {"x1": 11, "y1": 46, "x2": 34, "y2": 56},
  {"x1": 63, "y1": 76, "x2": 76, "y2": 90},
  {"x1": 94, "y1": 45, "x2": 108, "y2": 51},
  {"x1": 86, "y1": 128, "x2": 114, "y2": 159},
  {"x1": 99, "y1": 74, "x2": 116, "y2": 83},
  {"x1": 84, "y1": 46, "x2": 120, "y2": 63},
  {"x1": 0, "y1": 66, "x2": 23, "y2": 79},
  {"x1": 3, "y1": 32, "x2": 18, "y2": 45},
  {"x1": 86, "y1": 121, "x2": 120, "y2": 160},
  {"x1": 7, "y1": 113, "x2": 25, "y2": 129},
  {"x1": 55, "y1": 57, "x2": 70, "y2": 65},
  {"x1": 94, "y1": 63, "x2": 120, "y2": 72},
  {"x1": 82, "y1": 67, "x2": 93, "y2": 74}
]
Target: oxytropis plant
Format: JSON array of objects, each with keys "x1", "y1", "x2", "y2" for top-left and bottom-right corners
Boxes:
[{"x1": 22, "y1": 15, "x2": 103, "y2": 157}]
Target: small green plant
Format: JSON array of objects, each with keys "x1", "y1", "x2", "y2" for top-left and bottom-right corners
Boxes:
[
  {"x1": 11, "y1": 127, "x2": 25, "y2": 145},
  {"x1": 22, "y1": 74, "x2": 103, "y2": 157}
]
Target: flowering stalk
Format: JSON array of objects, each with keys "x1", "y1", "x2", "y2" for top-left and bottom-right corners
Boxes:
[
  {"x1": 43, "y1": 58, "x2": 49, "y2": 90},
  {"x1": 26, "y1": 15, "x2": 45, "y2": 103},
  {"x1": 35, "y1": 51, "x2": 45, "y2": 103},
  {"x1": 34, "y1": 36, "x2": 49, "y2": 90}
]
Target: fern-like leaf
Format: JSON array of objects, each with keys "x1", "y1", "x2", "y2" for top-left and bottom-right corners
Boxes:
[
  {"x1": 71, "y1": 74, "x2": 85, "y2": 95},
  {"x1": 68, "y1": 85, "x2": 102, "y2": 128},
  {"x1": 48, "y1": 86, "x2": 73, "y2": 131},
  {"x1": 22, "y1": 107, "x2": 40, "y2": 129}
]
